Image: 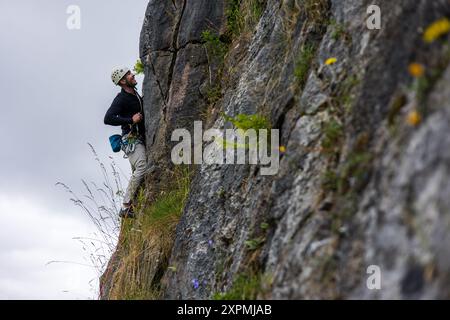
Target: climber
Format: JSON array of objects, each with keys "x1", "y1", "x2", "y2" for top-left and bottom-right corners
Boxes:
[{"x1": 104, "y1": 66, "x2": 146, "y2": 219}]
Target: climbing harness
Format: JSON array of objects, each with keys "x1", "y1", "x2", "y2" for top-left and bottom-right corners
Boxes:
[
  {"x1": 121, "y1": 88, "x2": 144, "y2": 158},
  {"x1": 121, "y1": 131, "x2": 143, "y2": 158}
]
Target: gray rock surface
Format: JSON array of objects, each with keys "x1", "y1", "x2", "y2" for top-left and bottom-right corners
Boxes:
[{"x1": 101, "y1": 0, "x2": 450, "y2": 299}]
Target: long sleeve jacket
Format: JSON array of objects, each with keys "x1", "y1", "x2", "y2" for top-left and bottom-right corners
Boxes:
[{"x1": 104, "y1": 88, "x2": 145, "y2": 139}]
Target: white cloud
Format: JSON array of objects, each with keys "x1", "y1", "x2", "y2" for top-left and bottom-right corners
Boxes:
[
  {"x1": 0, "y1": 0, "x2": 149, "y2": 299},
  {"x1": 0, "y1": 194, "x2": 108, "y2": 299}
]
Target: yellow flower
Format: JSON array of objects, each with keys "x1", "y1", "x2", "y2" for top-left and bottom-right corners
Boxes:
[
  {"x1": 325, "y1": 57, "x2": 337, "y2": 65},
  {"x1": 408, "y1": 63, "x2": 425, "y2": 78},
  {"x1": 407, "y1": 110, "x2": 421, "y2": 126},
  {"x1": 423, "y1": 18, "x2": 450, "y2": 43},
  {"x1": 279, "y1": 146, "x2": 286, "y2": 153}
]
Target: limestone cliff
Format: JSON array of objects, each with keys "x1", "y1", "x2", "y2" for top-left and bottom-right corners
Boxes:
[{"x1": 100, "y1": 0, "x2": 450, "y2": 299}]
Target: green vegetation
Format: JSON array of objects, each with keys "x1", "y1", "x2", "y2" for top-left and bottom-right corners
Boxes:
[
  {"x1": 106, "y1": 166, "x2": 192, "y2": 299},
  {"x1": 414, "y1": 76, "x2": 431, "y2": 106},
  {"x1": 141, "y1": 177, "x2": 189, "y2": 224},
  {"x1": 304, "y1": 0, "x2": 330, "y2": 27},
  {"x1": 322, "y1": 149, "x2": 372, "y2": 196},
  {"x1": 213, "y1": 272, "x2": 265, "y2": 300},
  {"x1": 338, "y1": 151, "x2": 372, "y2": 193},
  {"x1": 222, "y1": 112, "x2": 271, "y2": 132},
  {"x1": 226, "y1": 0, "x2": 242, "y2": 37},
  {"x1": 219, "y1": 113, "x2": 272, "y2": 149},
  {"x1": 294, "y1": 44, "x2": 316, "y2": 87},
  {"x1": 409, "y1": 42, "x2": 450, "y2": 117},
  {"x1": 205, "y1": 84, "x2": 223, "y2": 105},
  {"x1": 216, "y1": 187, "x2": 226, "y2": 199},
  {"x1": 200, "y1": 29, "x2": 229, "y2": 121},
  {"x1": 201, "y1": 1, "x2": 266, "y2": 124},
  {"x1": 247, "y1": 0, "x2": 265, "y2": 26},
  {"x1": 260, "y1": 222, "x2": 269, "y2": 230},
  {"x1": 321, "y1": 118, "x2": 344, "y2": 155},
  {"x1": 387, "y1": 93, "x2": 407, "y2": 126},
  {"x1": 323, "y1": 156, "x2": 370, "y2": 237},
  {"x1": 201, "y1": 30, "x2": 229, "y2": 61},
  {"x1": 336, "y1": 74, "x2": 360, "y2": 113},
  {"x1": 226, "y1": 0, "x2": 265, "y2": 38},
  {"x1": 322, "y1": 169, "x2": 339, "y2": 192},
  {"x1": 329, "y1": 19, "x2": 351, "y2": 42},
  {"x1": 133, "y1": 59, "x2": 144, "y2": 75},
  {"x1": 245, "y1": 236, "x2": 265, "y2": 250}
]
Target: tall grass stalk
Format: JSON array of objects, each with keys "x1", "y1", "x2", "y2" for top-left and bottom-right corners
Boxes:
[{"x1": 56, "y1": 143, "x2": 126, "y2": 284}]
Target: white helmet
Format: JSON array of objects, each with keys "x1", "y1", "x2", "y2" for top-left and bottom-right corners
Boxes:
[{"x1": 111, "y1": 66, "x2": 130, "y2": 85}]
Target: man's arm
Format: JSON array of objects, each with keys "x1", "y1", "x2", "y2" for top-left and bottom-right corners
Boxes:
[{"x1": 104, "y1": 101, "x2": 133, "y2": 126}]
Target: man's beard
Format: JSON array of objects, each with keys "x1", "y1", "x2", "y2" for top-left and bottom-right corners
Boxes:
[{"x1": 125, "y1": 79, "x2": 137, "y2": 88}]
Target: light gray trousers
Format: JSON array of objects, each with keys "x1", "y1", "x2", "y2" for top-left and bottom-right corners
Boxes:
[{"x1": 123, "y1": 142, "x2": 147, "y2": 205}]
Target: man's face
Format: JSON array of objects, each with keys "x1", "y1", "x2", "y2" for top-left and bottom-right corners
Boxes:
[{"x1": 121, "y1": 71, "x2": 137, "y2": 88}]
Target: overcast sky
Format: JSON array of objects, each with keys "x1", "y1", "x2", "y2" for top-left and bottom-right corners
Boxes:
[{"x1": 0, "y1": 0, "x2": 149, "y2": 299}]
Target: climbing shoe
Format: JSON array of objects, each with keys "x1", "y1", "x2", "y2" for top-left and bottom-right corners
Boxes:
[{"x1": 119, "y1": 206, "x2": 136, "y2": 219}]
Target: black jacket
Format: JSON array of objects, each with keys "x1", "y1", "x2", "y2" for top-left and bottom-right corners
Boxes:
[{"x1": 104, "y1": 88, "x2": 146, "y2": 139}]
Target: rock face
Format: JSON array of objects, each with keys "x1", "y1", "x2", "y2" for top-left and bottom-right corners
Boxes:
[
  {"x1": 101, "y1": 0, "x2": 450, "y2": 299},
  {"x1": 139, "y1": 0, "x2": 226, "y2": 172}
]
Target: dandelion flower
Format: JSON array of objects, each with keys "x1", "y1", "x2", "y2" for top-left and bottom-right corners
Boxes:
[
  {"x1": 407, "y1": 110, "x2": 421, "y2": 126},
  {"x1": 423, "y1": 18, "x2": 450, "y2": 43},
  {"x1": 408, "y1": 63, "x2": 425, "y2": 78},
  {"x1": 279, "y1": 146, "x2": 286, "y2": 153},
  {"x1": 325, "y1": 57, "x2": 337, "y2": 65}
]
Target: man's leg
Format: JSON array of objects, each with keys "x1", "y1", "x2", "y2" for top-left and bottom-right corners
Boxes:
[{"x1": 123, "y1": 143, "x2": 147, "y2": 210}]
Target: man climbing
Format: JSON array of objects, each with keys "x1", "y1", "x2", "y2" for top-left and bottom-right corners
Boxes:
[{"x1": 104, "y1": 66, "x2": 146, "y2": 219}]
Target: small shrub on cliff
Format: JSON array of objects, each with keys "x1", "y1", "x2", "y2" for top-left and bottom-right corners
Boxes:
[
  {"x1": 222, "y1": 112, "x2": 271, "y2": 132},
  {"x1": 205, "y1": 84, "x2": 222, "y2": 105},
  {"x1": 133, "y1": 59, "x2": 144, "y2": 75},
  {"x1": 321, "y1": 118, "x2": 343, "y2": 154},
  {"x1": 201, "y1": 30, "x2": 228, "y2": 61},
  {"x1": 294, "y1": 44, "x2": 315, "y2": 87},
  {"x1": 226, "y1": 0, "x2": 265, "y2": 38},
  {"x1": 220, "y1": 112, "x2": 272, "y2": 149},
  {"x1": 322, "y1": 169, "x2": 339, "y2": 192},
  {"x1": 226, "y1": 0, "x2": 242, "y2": 37},
  {"x1": 224, "y1": 112, "x2": 270, "y2": 131}
]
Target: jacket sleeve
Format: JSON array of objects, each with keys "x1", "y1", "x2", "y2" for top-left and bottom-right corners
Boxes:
[{"x1": 104, "y1": 100, "x2": 133, "y2": 126}]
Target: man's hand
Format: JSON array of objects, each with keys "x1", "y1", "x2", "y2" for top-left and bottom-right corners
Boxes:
[{"x1": 132, "y1": 113, "x2": 143, "y2": 124}]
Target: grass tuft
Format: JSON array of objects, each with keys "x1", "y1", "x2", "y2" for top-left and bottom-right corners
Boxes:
[
  {"x1": 294, "y1": 44, "x2": 316, "y2": 88},
  {"x1": 213, "y1": 272, "x2": 266, "y2": 300},
  {"x1": 226, "y1": 0, "x2": 265, "y2": 39},
  {"x1": 104, "y1": 165, "x2": 192, "y2": 300}
]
